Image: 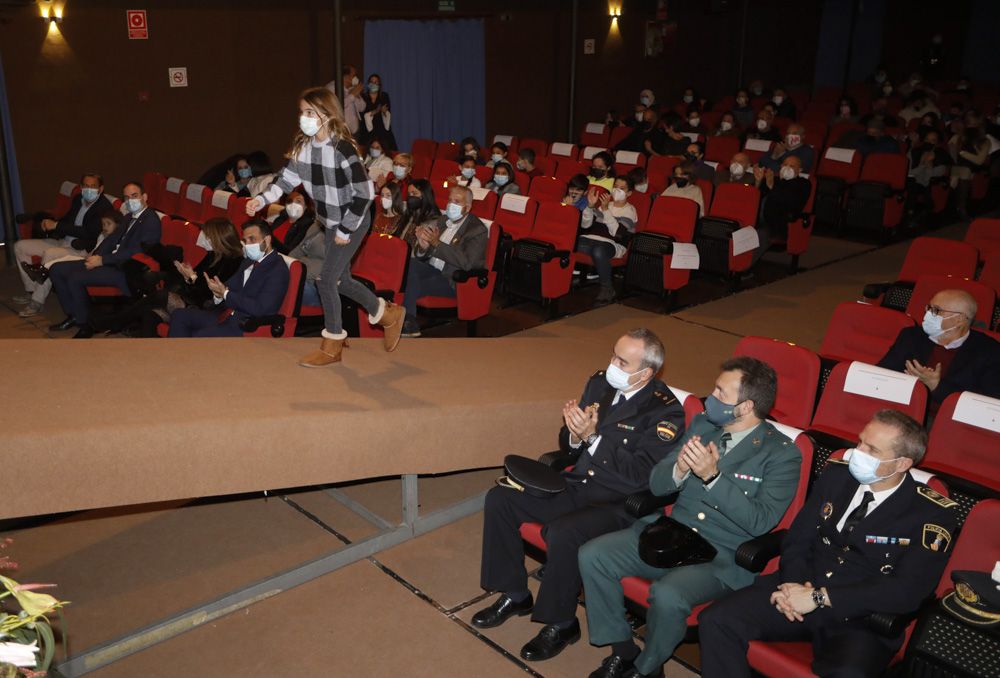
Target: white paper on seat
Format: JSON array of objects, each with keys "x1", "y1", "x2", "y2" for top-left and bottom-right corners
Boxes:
[
  {"x1": 843, "y1": 362, "x2": 917, "y2": 405},
  {"x1": 585, "y1": 123, "x2": 605, "y2": 134},
  {"x1": 768, "y1": 420, "x2": 804, "y2": 442},
  {"x1": 583, "y1": 146, "x2": 606, "y2": 160},
  {"x1": 500, "y1": 193, "x2": 529, "y2": 214},
  {"x1": 185, "y1": 184, "x2": 205, "y2": 201},
  {"x1": 669, "y1": 242, "x2": 700, "y2": 269},
  {"x1": 470, "y1": 186, "x2": 490, "y2": 201},
  {"x1": 666, "y1": 385, "x2": 695, "y2": 405},
  {"x1": 989, "y1": 134, "x2": 1000, "y2": 155},
  {"x1": 824, "y1": 147, "x2": 856, "y2": 163},
  {"x1": 731, "y1": 227, "x2": 760, "y2": 255},
  {"x1": 551, "y1": 142, "x2": 575, "y2": 157},
  {"x1": 681, "y1": 132, "x2": 700, "y2": 143},
  {"x1": 704, "y1": 160, "x2": 719, "y2": 170},
  {"x1": 155, "y1": 210, "x2": 167, "y2": 220},
  {"x1": 166, "y1": 177, "x2": 183, "y2": 193},
  {"x1": 211, "y1": 190, "x2": 231, "y2": 209},
  {"x1": 744, "y1": 138, "x2": 772, "y2": 152},
  {"x1": 616, "y1": 150, "x2": 640, "y2": 164},
  {"x1": 60, "y1": 181, "x2": 76, "y2": 196},
  {"x1": 952, "y1": 392, "x2": 1000, "y2": 433},
  {"x1": 493, "y1": 134, "x2": 514, "y2": 146},
  {"x1": 480, "y1": 218, "x2": 493, "y2": 232}
]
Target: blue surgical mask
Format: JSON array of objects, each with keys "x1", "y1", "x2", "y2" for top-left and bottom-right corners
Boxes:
[
  {"x1": 370, "y1": 148, "x2": 382, "y2": 158},
  {"x1": 446, "y1": 202, "x2": 464, "y2": 221},
  {"x1": 491, "y1": 153, "x2": 503, "y2": 164},
  {"x1": 237, "y1": 167, "x2": 252, "y2": 179},
  {"x1": 704, "y1": 395, "x2": 739, "y2": 427},
  {"x1": 299, "y1": 115, "x2": 321, "y2": 137},
  {"x1": 847, "y1": 448, "x2": 900, "y2": 486},
  {"x1": 81, "y1": 187, "x2": 100, "y2": 203},
  {"x1": 605, "y1": 362, "x2": 642, "y2": 391},
  {"x1": 922, "y1": 310, "x2": 946, "y2": 340},
  {"x1": 243, "y1": 242, "x2": 265, "y2": 261},
  {"x1": 494, "y1": 174, "x2": 509, "y2": 186},
  {"x1": 368, "y1": 82, "x2": 380, "y2": 93},
  {"x1": 125, "y1": 198, "x2": 143, "y2": 214},
  {"x1": 461, "y1": 167, "x2": 476, "y2": 179}
]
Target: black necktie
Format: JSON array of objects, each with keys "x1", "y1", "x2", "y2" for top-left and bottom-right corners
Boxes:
[
  {"x1": 719, "y1": 432, "x2": 732, "y2": 455},
  {"x1": 841, "y1": 491, "x2": 875, "y2": 534}
]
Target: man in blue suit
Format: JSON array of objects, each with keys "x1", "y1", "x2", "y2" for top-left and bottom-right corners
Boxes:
[
  {"x1": 48, "y1": 181, "x2": 162, "y2": 338},
  {"x1": 168, "y1": 219, "x2": 289, "y2": 338}
]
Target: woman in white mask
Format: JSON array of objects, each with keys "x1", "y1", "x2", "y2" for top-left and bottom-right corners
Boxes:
[
  {"x1": 270, "y1": 190, "x2": 314, "y2": 254},
  {"x1": 372, "y1": 182, "x2": 404, "y2": 236},
  {"x1": 486, "y1": 162, "x2": 520, "y2": 196},
  {"x1": 364, "y1": 139, "x2": 394, "y2": 187},
  {"x1": 356, "y1": 73, "x2": 398, "y2": 151}
]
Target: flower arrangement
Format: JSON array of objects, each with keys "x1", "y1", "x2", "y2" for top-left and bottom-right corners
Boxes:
[{"x1": 0, "y1": 539, "x2": 68, "y2": 678}]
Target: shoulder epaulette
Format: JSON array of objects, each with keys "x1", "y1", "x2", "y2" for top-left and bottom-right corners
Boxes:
[
  {"x1": 652, "y1": 390, "x2": 678, "y2": 407},
  {"x1": 917, "y1": 485, "x2": 958, "y2": 509},
  {"x1": 826, "y1": 457, "x2": 849, "y2": 465}
]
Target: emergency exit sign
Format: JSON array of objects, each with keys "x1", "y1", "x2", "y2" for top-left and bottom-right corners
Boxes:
[{"x1": 438, "y1": 1, "x2": 455, "y2": 11}]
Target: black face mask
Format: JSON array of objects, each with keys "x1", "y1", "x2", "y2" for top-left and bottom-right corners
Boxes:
[
  {"x1": 590, "y1": 167, "x2": 606, "y2": 179},
  {"x1": 406, "y1": 196, "x2": 422, "y2": 210},
  {"x1": 684, "y1": 152, "x2": 699, "y2": 162},
  {"x1": 674, "y1": 177, "x2": 690, "y2": 188}
]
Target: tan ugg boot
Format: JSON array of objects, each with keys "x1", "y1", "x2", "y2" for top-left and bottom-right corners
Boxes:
[
  {"x1": 299, "y1": 336, "x2": 348, "y2": 367},
  {"x1": 375, "y1": 301, "x2": 406, "y2": 352}
]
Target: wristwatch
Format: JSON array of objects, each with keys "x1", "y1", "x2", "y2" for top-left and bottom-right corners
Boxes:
[
  {"x1": 812, "y1": 589, "x2": 827, "y2": 608},
  {"x1": 702, "y1": 471, "x2": 720, "y2": 485},
  {"x1": 584, "y1": 433, "x2": 600, "y2": 446}
]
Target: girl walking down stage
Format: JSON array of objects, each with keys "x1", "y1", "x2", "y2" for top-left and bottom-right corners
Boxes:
[{"x1": 247, "y1": 87, "x2": 405, "y2": 366}]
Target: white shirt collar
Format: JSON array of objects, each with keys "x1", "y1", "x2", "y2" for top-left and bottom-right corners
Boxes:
[{"x1": 941, "y1": 331, "x2": 971, "y2": 350}]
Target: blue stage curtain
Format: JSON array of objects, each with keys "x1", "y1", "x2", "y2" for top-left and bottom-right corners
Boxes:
[
  {"x1": 0, "y1": 51, "x2": 24, "y2": 245},
  {"x1": 363, "y1": 19, "x2": 486, "y2": 153}
]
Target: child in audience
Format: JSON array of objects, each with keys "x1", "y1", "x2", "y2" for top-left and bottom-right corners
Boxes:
[
  {"x1": 372, "y1": 182, "x2": 404, "y2": 236},
  {"x1": 486, "y1": 142, "x2": 509, "y2": 168},
  {"x1": 661, "y1": 161, "x2": 705, "y2": 216},
  {"x1": 562, "y1": 174, "x2": 590, "y2": 211},
  {"x1": 451, "y1": 155, "x2": 482, "y2": 189},
  {"x1": 577, "y1": 176, "x2": 637, "y2": 305},
  {"x1": 364, "y1": 139, "x2": 394, "y2": 188},
  {"x1": 486, "y1": 162, "x2": 520, "y2": 196},
  {"x1": 460, "y1": 137, "x2": 485, "y2": 164},
  {"x1": 626, "y1": 167, "x2": 649, "y2": 194},
  {"x1": 587, "y1": 151, "x2": 616, "y2": 191}
]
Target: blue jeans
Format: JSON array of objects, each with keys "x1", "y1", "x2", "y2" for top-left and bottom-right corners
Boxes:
[
  {"x1": 302, "y1": 279, "x2": 321, "y2": 307},
  {"x1": 403, "y1": 258, "x2": 456, "y2": 320},
  {"x1": 576, "y1": 237, "x2": 616, "y2": 288}
]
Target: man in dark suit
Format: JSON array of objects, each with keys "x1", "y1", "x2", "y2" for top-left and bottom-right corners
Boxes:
[
  {"x1": 755, "y1": 156, "x2": 811, "y2": 256},
  {"x1": 48, "y1": 181, "x2": 162, "y2": 338},
  {"x1": 878, "y1": 289, "x2": 1000, "y2": 409},
  {"x1": 472, "y1": 329, "x2": 687, "y2": 663},
  {"x1": 698, "y1": 410, "x2": 959, "y2": 678},
  {"x1": 13, "y1": 173, "x2": 114, "y2": 313},
  {"x1": 400, "y1": 185, "x2": 488, "y2": 337},
  {"x1": 580, "y1": 357, "x2": 801, "y2": 678},
  {"x1": 168, "y1": 220, "x2": 289, "y2": 338}
]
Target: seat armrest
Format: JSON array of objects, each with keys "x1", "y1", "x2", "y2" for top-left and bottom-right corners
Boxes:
[
  {"x1": 735, "y1": 529, "x2": 787, "y2": 572},
  {"x1": 865, "y1": 610, "x2": 917, "y2": 638},
  {"x1": 541, "y1": 249, "x2": 572, "y2": 268},
  {"x1": 537, "y1": 449, "x2": 580, "y2": 470},
  {"x1": 624, "y1": 490, "x2": 677, "y2": 518},
  {"x1": 862, "y1": 281, "x2": 890, "y2": 300},
  {"x1": 239, "y1": 314, "x2": 285, "y2": 337},
  {"x1": 452, "y1": 268, "x2": 490, "y2": 288}
]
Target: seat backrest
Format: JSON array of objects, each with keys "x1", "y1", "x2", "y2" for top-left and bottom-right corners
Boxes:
[
  {"x1": 697, "y1": 178, "x2": 714, "y2": 214},
  {"x1": 179, "y1": 183, "x2": 210, "y2": 224},
  {"x1": 434, "y1": 141, "x2": 460, "y2": 160},
  {"x1": 494, "y1": 193, "x2": 538, "y2": 240},
  {"x1": 767, "y1": 421, "x2": 814, "y2": 531},
  {"x1": 664, "y1": 385, "x2": 704, "y2": 427},
  {"x1": 410, "y1": 154, "x2": 433, "y2": 181},
  {"x1": 581, "y1": 145, "x2": 607, "y2": 161},
  {"x1": 519, "y1": 138, "x2": 548, "y2": 158},
  {"x1": 811, "y1": 361, "x2": 928, "y2": 441},
  {"x1": 704, "y1": 135, "x2": 740, "y2": 164},
  {"x1": 645, "y1": 195, "x2": 698, "y2": 239},
  {"x1": 925, "y1": 392, "x2": 1000, "y2": 493},
  {"x1": 964, "y1": 217, "x2": 1000, "y2": 265},
  {"x1": 207, "y1": 189, "x2": 233, "y2": 221},
  {"x1": 549, "y1": 142, "x2": 579, "y2": 161},
  {"x1": 142, "y1": 172, "x2": 166, "y2": 212},
  {"x1": 935, "y1": 499, "x2": 1000, "y2": 597},
  {"x1": 480, "y1": 220, "x2": 502, "y2": 270},
  {"x1": 614, "y1": 149, "x2": 646, "y2": 175},
  {"x1": 626, "y1": 190, "x2": 652, "y2": 232},
  {"x1": 859, "y1": 152, "x2": 907, "y2": 191},
  {"x1": 55, "y1": 180, "x2": 79, "y2": 215},
  {"x1": 163, "y1": 177, "x2": 186, "y2": 215},
  {"x1": 227, "y1": 196, "x2": 252, "y2": 232},
  {"x1": 531, "y1": 202, "x2": 579, "y2": 250},
  {"x1": 351, "y1": 233, "x2": 410, "y2": 293},
  {"x1": 979, "y1": 259, "x2": 1000, "y2": 294},
  {"x1": 608, "y1": 125, "x2": 632, "y2": 149},
  {"x1": 410, "y1": 138, "x2": 437, "y2": 158},
  {"x1": 819, "y1": 302, "x2": 915, "y2": 364},
  {"x1": 734, "y1": 336, "x2": 821, "y2": 429},
  {"x1": 430, "y1": 158, "x2": 460, "y2": 186},
  {"x1": 906, "y1": 274, "x2": 996, "y2": 327},
  {"x1": 817, "y1": 146, "x2": 862, "y2": 183},
  {"x1": 579, "y1": 122, "x2": 610, "y2": 147},
  {"x1": 275, "y1": 255, "x2": 304, "y2": 329},
  {"x1": 709, "y1": 183, "x2": 760, "y2": 227},
  {"x1": 528, "y1": 175, "x2": 566, "y2": 205},
  {"x1": 492, "y1": 134, "x2": 518, "y2": 153},
  {"x1": 647, "y1": 155, "x2": 681, "y2": 194},
  {"x1": 554, "y1": 158, "x2": 590, "y2": 184},
  {"x1": 469, "y1": 186, "x2": 498, "y2": 221},
  {"x1": 898, "y1": 237, "x2": 979, "y2": 283}
]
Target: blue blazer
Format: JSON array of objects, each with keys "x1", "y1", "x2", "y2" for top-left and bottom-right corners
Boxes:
[
  {"x1": 102, "y1": 208, "x2": 162, "y2": 267},
  {"x1": 222, "y1": 252, "x2": 290, "y2": 321}
]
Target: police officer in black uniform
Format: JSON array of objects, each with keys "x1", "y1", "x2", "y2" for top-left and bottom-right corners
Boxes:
[
  {"x1": 472, "y1": 328, "x2": 687, "y2": 662},
  {"x1": 699, "y1": 409, "x2": 960, "y2": 678}
]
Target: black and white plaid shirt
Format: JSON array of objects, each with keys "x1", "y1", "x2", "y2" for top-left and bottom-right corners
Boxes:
[{"x1": 260, "y1": 137, "x2": 374, "y2": 241}]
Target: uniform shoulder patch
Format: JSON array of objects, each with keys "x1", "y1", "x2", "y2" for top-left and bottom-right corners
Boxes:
[
  {"x1": 654, "y1": 391, "x2": 677, "y2": 407},
  {"x1": 917, "y1": 485, "x2": 958, "y2": 509},
  {"x1": 922, "y1": 523, "x2": 952, "y2": 552},
  {"x1": 656, "y1": 420, "x2": 679, "y2": 442}
]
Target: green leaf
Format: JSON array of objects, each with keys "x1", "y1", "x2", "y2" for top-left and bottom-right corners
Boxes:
[{"x1": 36, "y1": 621, "x2": 55, "y2": 671}]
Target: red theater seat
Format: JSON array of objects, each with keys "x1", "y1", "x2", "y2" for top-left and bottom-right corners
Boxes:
[{"x1": 733, "y1": 336, "x2": 820, "y2": 429}]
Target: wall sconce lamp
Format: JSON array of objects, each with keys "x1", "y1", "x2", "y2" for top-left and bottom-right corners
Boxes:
[
  {"x1": 609, "y1": 5, "x2": 622, "y2": 21},
  {"x1": 42, "y1": 14, "x2": 62, "y2": 24}
]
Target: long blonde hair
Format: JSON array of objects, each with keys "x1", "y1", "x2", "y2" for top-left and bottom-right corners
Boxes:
[{"x1": 288, "y1": 87, "x2": 361, "y2": 159}]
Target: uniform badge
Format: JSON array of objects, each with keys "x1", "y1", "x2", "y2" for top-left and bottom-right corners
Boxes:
[
  {"x1": 880, "y1": 564, "x2": 894, "y2": 574},
  {"x1": 922, "y1": 523, "x2": 952, "y2": 552},
  {"x1": 752, "y1": 438, "x2": 761, "y2": 446},
  {"x1": 956, "y1": 582, "x2": 979, "y2": 604},
  {"x1": 656, "y1": 421, "x2": 678, "y2": 442},
  {"x1": 917, "y1": 485, "x2": 958, "y2": 508},
  {"x1": 821, "y1": 502, "x2": 834, "y2": 520}
]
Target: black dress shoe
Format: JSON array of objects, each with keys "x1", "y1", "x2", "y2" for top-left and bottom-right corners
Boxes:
[
  {"x1": 21, "y1": 261, "x2": 49, "y2": 284},
  {"x1": 49, "y1": 317, "x2": 77, "y2": 332},
  {"x1": 470, "y1": 593, "x2": 533, "y2": 629},
  {"x1": 72, "y1": 324, "x2": 94, "y2": 339},
  {"x1": 589, "y1": 654, "x2": 636, "y2": 678},
  {"x1": 519, "y1": 619, "x2": 580, "y2": 661}
]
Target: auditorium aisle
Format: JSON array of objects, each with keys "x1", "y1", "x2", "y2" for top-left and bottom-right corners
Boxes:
[{"x1": 0, "y1": 222, "x2": 971, "y2": 677}]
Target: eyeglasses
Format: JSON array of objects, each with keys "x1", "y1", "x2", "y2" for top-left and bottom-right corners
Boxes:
[{"x1": 925, "y1": 304, "x2": 966, "y2": 318}]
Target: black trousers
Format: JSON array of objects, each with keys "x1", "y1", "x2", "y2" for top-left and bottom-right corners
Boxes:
[
  {"x1": 698, "y1": 573, "x2": 900, "y2": 678},
  {"x1": 480, "y1": 482, "x2": 632, "y2": 624}
]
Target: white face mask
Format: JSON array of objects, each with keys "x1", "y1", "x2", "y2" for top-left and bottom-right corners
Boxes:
[
  {"x1": 605, "y1": 362, "x2": 643, "y2": 391},
  {"x1": 779, "y1": 166, "x2": 796, "y2": 181},
  {"x1": 847, "y1": 448, "x2": 901, "y2": 486},
  {"x1": 636, "y1": 111, "x2": 644, "y2": 122},
  {"x1": 370, "y1": 148, "x2": 382, "y2": 158},
  {"x1": 196, "y1": 230, "x2": 213, "y2": 252},
  {"x1": 786, "y1": 134, "x2": 802, "y2": 148},
  {"x1": 773, "y1": 95, "x2": 784, "y2": 105},
  {"x1": 299, "y1": 115, "x2": 321, "y2": 137},
  {"x1": 351, "y1": 76, "x2": 359, "y2": 87},
  {"x1": 125, "y1": 198, "x2": 143, "y2": 214},
  {"x1": 393, "y1": 164, "x2": 407, "y2": 179},
  {"x1": 612, "y1": 188, "x2": 627, "y2": 202},
  {"x1": 756, "y1": 118, "x2": 768, "y2": 131},
  {"x1": 683, "y1": 95, "x2": 694, "y2": 104},
  {"x1": 635, "y1": 182, "x2": 648, "y2": 193},
  {"x1": 243, "y1": 242, "x2": 265, "y2": 261},
  {"x1": 285, "y1": 202, "x2": 305, "y2": 220},
  {"x1": 720, "y1": 120, "x2": 733, "y2": 131},
  {"x1": 380, "y1": 196, "x2": 393, "y2": 211},
  {"x1": 730, "y1": 162, "x2": 746, "y2": 179},
  {"x1": 689, "y1": 117, "x2": 700, "y2": 127}
]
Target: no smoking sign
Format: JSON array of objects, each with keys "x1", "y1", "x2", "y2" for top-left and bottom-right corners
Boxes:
[
  {"x1": 168, "y1": 67, "x2": 188, "y2": 88},
  {"x1": 127, "y1": 9, "x2": 148, "y2": 40}
]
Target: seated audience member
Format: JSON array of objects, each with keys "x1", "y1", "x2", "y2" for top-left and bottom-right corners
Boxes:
[
  {"x1": 216, "y1": 156, "x2": 253, "y2": 195},
  {"x1": 48, "y1": 181, "x2": 162, "y2": 338},
  {"x1": 680, "y1": 86, "x2": 699, "y2": 109},
  {"x1": 388, "y1": 152, "x2": 413, "y2": 190},
  {"x1": 860, "y1": 97, "x2": 901, "y2": 129},
  {"x1": 732, "y1": 90, "x2": 755, "y2": 129},
  {"x1": 742, "y1": 109, "x2": 782, "y2": 145},
  {"x1": 942, "y1": 101, "x2": 966, "y2": 129},
  {"x1": 270, "y1": 190, "x2": 315, "y2": 254},
  {"x1": 855, "y1": 119, "x2": 900, "y2": 157},
  {"x1": 915, "y1": 112, "x2": 943, "y2": 141},
  {"x1": 14, "y1": 172, "x2": 114, "y2": 314},
  {"x1": 638, "y1": 89, "x2": 655, "y2": 110},
  {"x1": 748, "y1": 79, "x2": 769, "y2": 99},
  {"x1": 771, "y1": 87, "x2": 797, "y2": 120},
  {"x1": 459, "y1": 137, "x2": 485, "y2": 165},
  {"x1": 486, "y1": 162, "x2": 520, "y2": 196},
  {"x1": 626, "y1": 102, "x2": 649, "y2": 128},
  {"x1": 363, "y1": 139, "x2": 394, "y2": 188},
  {"x1": 401, "y1": 186, "x2": 487, "y2": 337},
  {"x1": 563, "y1": 174, "x2": 590, "y2": 211},
  {"x1": 486, "y1": 142, "x2": 509, "y2": 169},
  {"x1": 906, "y1": 129, "x2": 951, "y2": 225},
  {"x1": 616, "y1": 108, "x2": 658, "y2": 154},
  {"x1": 168, "y1": 220, "x2": 288, "y2": 338},
  {"x1": 949, "y1": 116, "x2": 990, "y2": 219},
  {"x1": 516, "y1": 148, "x2": 544, "y2": 178},
  {"x1": 578, "y1": 177, "x2": 637, "y2": 305},
  {"x1": 588, "y1": 151, "x2": 616, "y2": 191},
  {"x1": 396, "y1": 178, "x2": 441, "y2": 244},
  {"x1": 868, "y1": 64, "x2": 890, "y2": 91},
  {"x1": 713, "y1": 112, "x2": 740, "y2": 138},
  {"x1": 755, "y1": 157, "x2": 810, "y2": 252},
  {"x1": 685, "y1": 142, "x2": 716, "y2": 182},
  {"x1": 627, "y1": 167, "x2": 649, "y2": 194},
  {"x1": 646, "y1": 113, "x2": 689, "y2": 157},
  {"x1": 900, "y1": 92, "x2": 941, "y2": 124},
  {"x1": 678, "y1": 109, "x2": 704, "y2": 135},
  {"x1": 372, "y1": 181, "x2": 404, "y2": 236},
  {"x1": 661, "y1": 162, "x2": 704, "y2": 217},
  {"x1": 715, "y1": 152, "x2": 755, "y2": 187},
  {"x1": 472, "y1": 329, "x2": 686, "y2": 664},
  {"x1": 289, "y1": 220, "x2": 327, "y2": 309},
  {"x1": 878, "y1": 289, "x2": 1000, "y2": 408},
  {"x1": 759, "y1": 124, "x2": 815, "y2": 173},
  {"x1": 829, "y1": 98, "x2": 859, "y2": 126},
  {"x1": 699, "y1": 410, "x2": 958, "y2": 678},
  {"x1": 580, "y1": 358, "x2": 799, "y2": 678},
  {"x1": 898, "y1": 72, "x2": 936, "y2": 100},
  {"x1": 451, "y1": 155, "x2": 482, "y2": 189}
]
